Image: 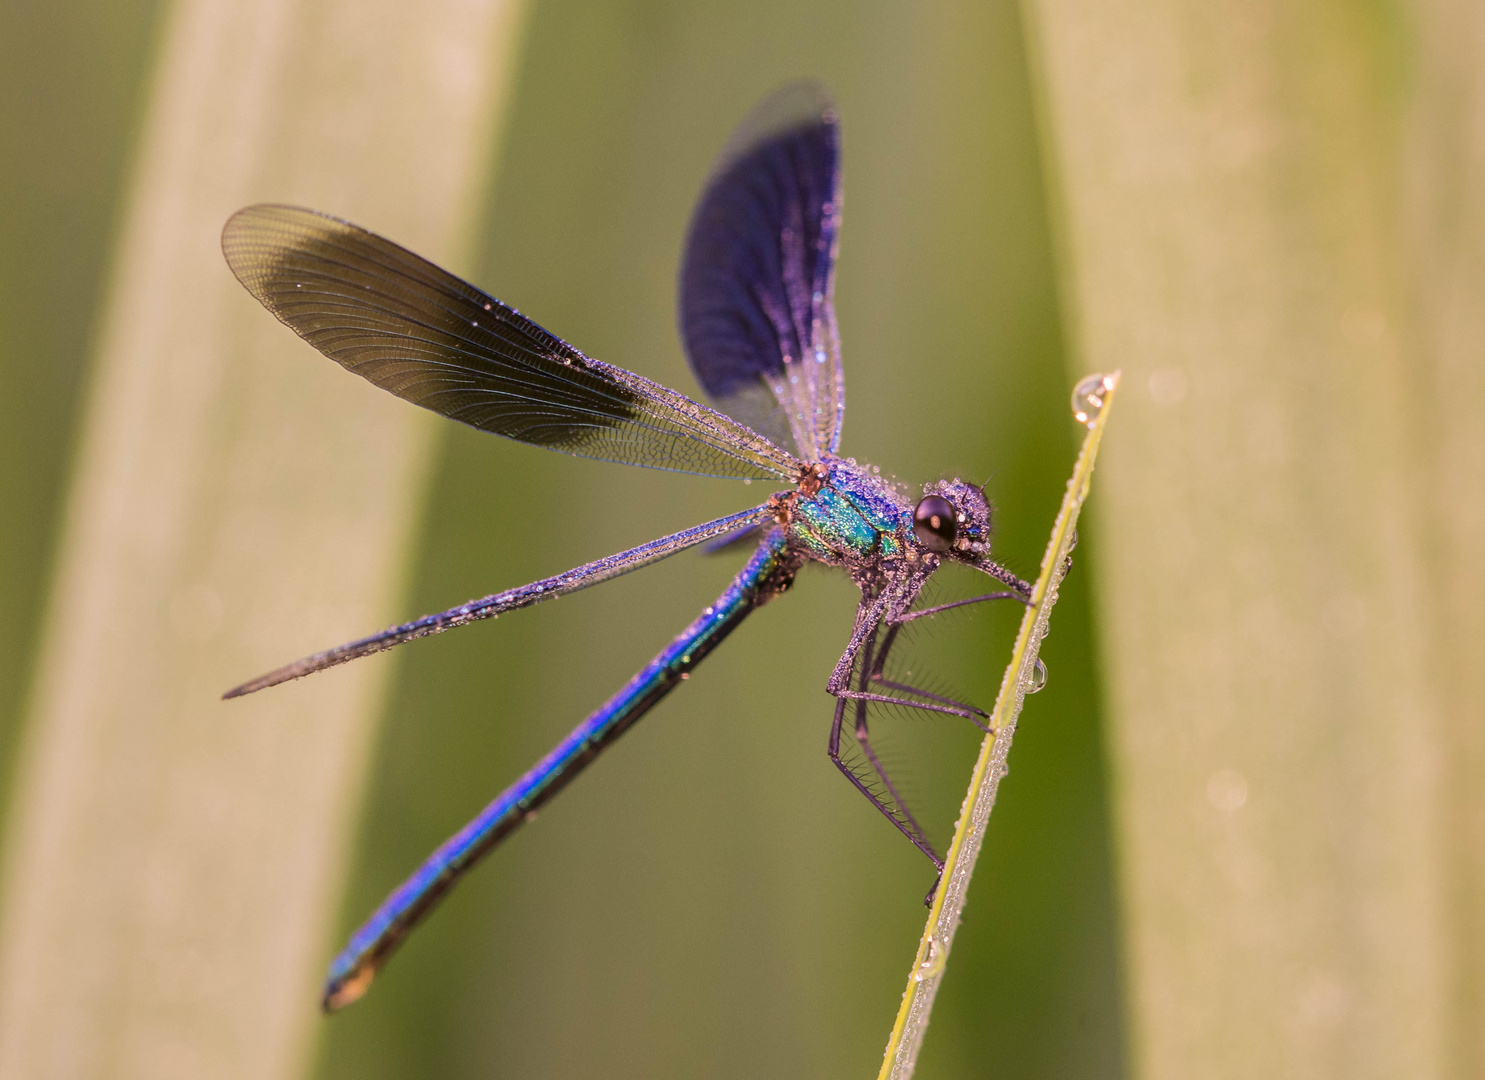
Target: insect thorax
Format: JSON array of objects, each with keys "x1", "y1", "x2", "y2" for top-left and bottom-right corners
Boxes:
[{"x1": 784, "y1": 456, "x2": 913, "y2": 567}]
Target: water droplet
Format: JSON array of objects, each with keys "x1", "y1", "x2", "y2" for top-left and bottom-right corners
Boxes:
[
  {"x1": 914, "y1": 936, "x2": 946, "y2": 982},
  {"x1": 743, "y1": 478, "x2": 752, "y2": 485},
  {"x1": 1071, "y1": 373, "x2": 1115, "y2": 428},
  {"x1": 1026, "y1": 657, "x2": 1048, "y2": 693}
]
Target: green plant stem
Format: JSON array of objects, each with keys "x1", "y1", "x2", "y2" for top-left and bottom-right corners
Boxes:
[{"x1": 877, "y1": 371, "x2": 1120, "y2": 1080}]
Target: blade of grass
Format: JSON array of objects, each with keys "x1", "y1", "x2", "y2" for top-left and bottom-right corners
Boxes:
[{"x1": 878, "y1": 371, "x2": 1121, "y2": 1080}]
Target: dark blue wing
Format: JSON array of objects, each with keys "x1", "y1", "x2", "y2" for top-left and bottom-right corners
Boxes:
[
  {"x1": 223, "y1": 205, "x2": 800, "y2": 481},
  {"x1": 678, "y1": 83, "x2": 844, "y2": 461}
]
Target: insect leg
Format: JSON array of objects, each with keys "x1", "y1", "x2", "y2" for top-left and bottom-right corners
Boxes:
[
  {"x1": 833, "y1": 619, "x2": 989, "y2": 724},
  {"x1": 826, "y1": 585, "x2": 1024, "y2": 902},
  {"x1": 867, "y1": 622, "x2": 990, "y2": 734},
  {"x1": 827, "y1": 696, "x2": 943, "y2": 871},
  {"x1": 892, "y1": 590, "x2": 1027, "y2": 622},
  {"x1": 825, "y1": 606, "x2": 942, "y2": 869}
]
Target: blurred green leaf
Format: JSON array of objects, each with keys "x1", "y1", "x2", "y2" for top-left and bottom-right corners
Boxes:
[
  {"x1": 0, "y1": 0, "x2": 529, "y2": 1074},
  {"x1": 0, "y1": 0, "x2": 165, "y2": 841},
  {"x1": 1022, "y1": 0, "x2": 1485, "y2": 1074}
]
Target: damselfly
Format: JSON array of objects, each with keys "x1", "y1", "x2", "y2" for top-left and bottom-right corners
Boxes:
[{"x1": 222, "y1": 83, "x2": 1032, "y2": 1012}]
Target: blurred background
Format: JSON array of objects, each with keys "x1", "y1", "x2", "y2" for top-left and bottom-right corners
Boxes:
[{"x1": 1, "y1": 1, "x2": 1481, "y2": 1079}]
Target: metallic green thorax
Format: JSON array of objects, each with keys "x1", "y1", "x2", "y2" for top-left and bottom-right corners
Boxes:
[{"x1": 783, "y1": 456, "x2": 915, "y2": 566}]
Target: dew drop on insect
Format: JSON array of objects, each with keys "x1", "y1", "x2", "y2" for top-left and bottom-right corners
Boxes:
[
  {"x1": 1027, "y1": 657, "x2": 1048, "y2": 693},
  {"x1": 1071, "y1": 373, "x2": 1115, "y2": 429},
  {"x1": 914, "y1": 936, "x2": 946, "y2": 982}
]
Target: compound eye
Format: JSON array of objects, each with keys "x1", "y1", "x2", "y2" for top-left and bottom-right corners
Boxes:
[{"x1": 913, "y1": 494, "x2": 957, "y2": 553}]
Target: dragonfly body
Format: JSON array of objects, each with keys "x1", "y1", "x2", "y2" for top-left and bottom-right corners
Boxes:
[{"x1": 222, "y1": 83, "x2": 1032, "y2": 1011}]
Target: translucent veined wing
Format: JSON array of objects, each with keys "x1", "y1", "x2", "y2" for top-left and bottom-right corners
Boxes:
[
  {"x1": 678, "y1": 82, "x2": 845, "y2": 462},
  {"x1": 224, "y1": 502, "x2": 775, "y2": 699},
  {"x1": 223, "y1": 205, "x2": 801, "y2": 481}
]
